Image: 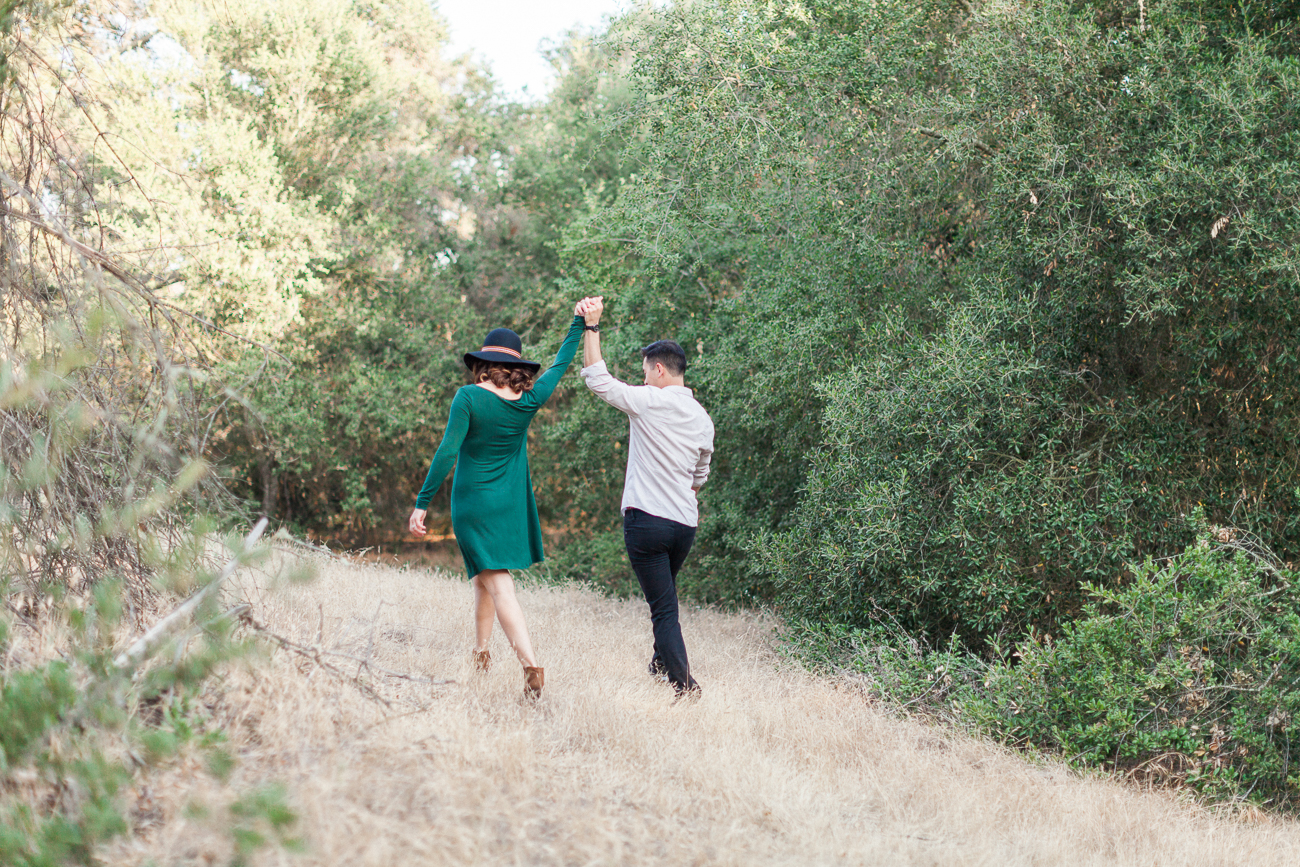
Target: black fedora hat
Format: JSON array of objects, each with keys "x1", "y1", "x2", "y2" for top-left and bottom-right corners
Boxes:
[{"x1": 463, "y1": 327, "x2": 541, "y2": 372}]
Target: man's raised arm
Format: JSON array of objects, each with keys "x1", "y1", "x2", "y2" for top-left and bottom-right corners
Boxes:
[
  {"x1": 582, "y1": 297, "x2": 603, "y2": 369},
  {"x1": 579, "y1": 297, "x2": 649, "y2": 417}
]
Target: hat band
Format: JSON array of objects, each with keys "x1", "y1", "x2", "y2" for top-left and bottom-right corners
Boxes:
[{"x1": 481, "y1": 345, "x2": 521, "y2": 359}]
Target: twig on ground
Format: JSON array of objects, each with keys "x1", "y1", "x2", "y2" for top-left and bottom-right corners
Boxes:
[
  {"x1": 240, "y1": 613, "x2": 455, "y2": 711},
  {"x1": 319, "y1": 647, "x2": 454, "y2": 686},
  {"x1": 273, "y1": 534, "x2": 343, "y2": 560}
]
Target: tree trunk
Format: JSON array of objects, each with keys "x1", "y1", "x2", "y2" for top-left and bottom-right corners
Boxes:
[{"x1": 244, "y1": 411, "x2": 277, "y2": 519}]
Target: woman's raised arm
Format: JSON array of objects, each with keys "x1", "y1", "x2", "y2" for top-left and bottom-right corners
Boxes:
[{"x1": 526, "y1": 314, "x2": 585, "y2": 407}]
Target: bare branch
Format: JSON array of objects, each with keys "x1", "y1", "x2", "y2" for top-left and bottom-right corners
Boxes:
[
  {"x1": 113, "y1": 518, "x2": 268, "y2": 670},
  {"x1": 242, "y1": 613, "x2": 457, "y2": 709}
]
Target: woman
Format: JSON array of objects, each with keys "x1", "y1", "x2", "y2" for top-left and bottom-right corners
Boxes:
[{"x1": 408, "y1": 299, "x2": 590, "y2": 699}]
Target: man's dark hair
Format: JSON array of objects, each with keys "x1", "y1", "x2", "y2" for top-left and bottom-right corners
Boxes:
[{"x1": 641, "y1": 339, "x2": 687, "y2": 376}]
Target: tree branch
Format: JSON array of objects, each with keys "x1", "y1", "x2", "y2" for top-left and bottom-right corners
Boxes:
[
  {"x1": 915, "y1": 126, "x2": 996, "y2": 158},
  {"x1": 113, "y1": 518, "x2": 268, "y2": 670},
  {"x1": 0, "y1": 187, "x2": 287, "y2": 362}
]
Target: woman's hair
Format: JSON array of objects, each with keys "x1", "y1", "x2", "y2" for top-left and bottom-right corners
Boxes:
[{"x1": 469, "y1": 360, "x2": 535, "y2": 393}]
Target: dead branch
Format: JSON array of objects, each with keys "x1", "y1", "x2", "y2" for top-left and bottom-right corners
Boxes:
[
  {"x1": 240, "y1": 612, "x2": 456, "y2": 710},
  {"x1": 0, "y1": 197, "x2": 287, "y2": 362},
  {"x1": 113, "y1": 518, "x2": 268, "y2": 670}
]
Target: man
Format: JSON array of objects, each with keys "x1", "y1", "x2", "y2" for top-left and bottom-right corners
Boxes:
[{"x1": 577, "y1": 296, "x2": 715, "y2": 697}]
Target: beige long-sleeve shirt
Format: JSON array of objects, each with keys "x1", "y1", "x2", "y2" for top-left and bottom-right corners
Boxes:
[{"x1": 580, "y1": 360, "x2": 715, "y2": 527}]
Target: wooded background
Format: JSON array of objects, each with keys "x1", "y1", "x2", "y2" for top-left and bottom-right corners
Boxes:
[{"x1": 7, "y1": 0, "x2": 1300, "y2": 815}]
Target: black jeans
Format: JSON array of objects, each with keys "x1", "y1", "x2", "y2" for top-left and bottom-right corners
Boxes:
[{"x1": 623, "y1": 508, "x2": 698, "y2": 692}]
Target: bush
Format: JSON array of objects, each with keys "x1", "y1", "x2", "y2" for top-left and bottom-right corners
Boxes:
[
  {"x1": 529, "y1": 529, "x2": 639, "y2": 597},
  {"x1": 760, "y1": 302, "x2": 1179, "y2": 644},
  {"x1": 966, "y1": 520, "x2": 1300, "y2": 807},
  {"x1": 785, "y1": 619, "x2": 985, "y2": 723},
  {"x1": 551, "y1": 0, "x2": 1300, "y2": 639},
  {"x1": 0, "y1": 337, "x2": 298, "y2": 864},
  {"x1": 789, "y1": 519, "x2": 1300, "y2": 809}
]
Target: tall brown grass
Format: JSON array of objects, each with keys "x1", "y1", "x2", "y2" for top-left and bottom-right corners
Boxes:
[{"x1": 103, "y1": 553, "x2": 1300, "y2": 865}]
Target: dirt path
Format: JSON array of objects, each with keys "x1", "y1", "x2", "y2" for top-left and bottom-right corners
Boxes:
[{"x1": 107, "y1": 556, "x2": 1300, "y2": 866}]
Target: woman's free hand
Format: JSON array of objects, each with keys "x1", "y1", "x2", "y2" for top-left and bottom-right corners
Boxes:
[{"x1": 408, "y1": 508, "x2": 428, "y2": 537}]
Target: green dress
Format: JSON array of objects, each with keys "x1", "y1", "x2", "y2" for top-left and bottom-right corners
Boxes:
[{"x1": 415, "y1": 315, "x2": 584, "y2": 577}]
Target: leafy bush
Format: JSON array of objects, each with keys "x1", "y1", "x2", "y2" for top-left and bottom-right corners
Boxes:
[
  {"x1": 578, "y1": 0, "x2": 1300, "y2": 638},
  {"x1": 0, "y1": 585, "x2": 237, "y2": 865},
  {"x1": 791, "y1": 521, "x2": 1300, "y2": 809},
  {"x1": 0, "y1": 336, "x2": 295, "y2": 863},
  {"x1": 760, "y1": 302, "x2": 1180, "y2": 643},
  {"x1": 968, "y1": 521, "x2": 1300, "y2": 808},
  {"x1": 529, "y1": 529, "x2": 638, "y2": 597},
  {"x1": 785, "y1": 618, "x2": 985, "y2": 723}
]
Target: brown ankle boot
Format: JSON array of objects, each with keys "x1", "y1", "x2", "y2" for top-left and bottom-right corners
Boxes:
[
  {"x1": 473, "y1": 650, "x2": 491, "y2": 672},
  {"x1": 523, "y1": 666, "x2": 544, "y2": 699}
]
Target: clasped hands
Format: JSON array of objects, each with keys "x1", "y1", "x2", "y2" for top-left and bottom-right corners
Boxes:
[{"x1": 575, "y1": 295, "x2": 603, "y2": 325}]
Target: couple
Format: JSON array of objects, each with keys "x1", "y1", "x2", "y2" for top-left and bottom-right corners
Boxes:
[{"x1": 406, "y1": 297, "x2": 715, "y2": 700}]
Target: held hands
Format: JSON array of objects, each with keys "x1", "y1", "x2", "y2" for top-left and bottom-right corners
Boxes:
[
  {"x1": 408, "y1": 508, "x2": 427, "y2": 537},
  {"x1": 574, "y1": 295, "x2": 604, "y2": 326}
]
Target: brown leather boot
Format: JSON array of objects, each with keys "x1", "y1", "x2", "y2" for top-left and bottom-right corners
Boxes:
[
  {"x1": 473, "y1": 650, "x2": 491, "y2": 672},
  {"x1": 523, "y1": 666, "x2": 544, "y2": 699}
]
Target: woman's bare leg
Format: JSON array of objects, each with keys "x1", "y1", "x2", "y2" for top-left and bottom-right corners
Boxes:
[
  {"x1": 473, "y1": 570, "x2": 537, "y2": 667},
  {"x1": 471, "y1": 573, "x2": 496, "y2": 652}
]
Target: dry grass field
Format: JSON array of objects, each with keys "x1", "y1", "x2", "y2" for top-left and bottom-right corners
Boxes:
[{"x1": 101, "y1": 552, "x2": 1300, "y2": 866}]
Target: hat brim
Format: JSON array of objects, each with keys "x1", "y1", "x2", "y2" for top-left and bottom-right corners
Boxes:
[{"x1": 463, "y1": 350, "x2": 541, "y2": 372}]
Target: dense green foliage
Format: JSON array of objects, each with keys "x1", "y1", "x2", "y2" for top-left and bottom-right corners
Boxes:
[
  {"x1": 0, "y1": 331, "x2": 293, "y2": 863},
  {"x1": 801, "y1": 522, "x2": 1300, "y2": 807},
  {"x1": 972, "y1": 526, "x2": 1300, "y2": 807},
  {"x1": 550, "y1": 0, "x2": 1300, "y2": 645}
]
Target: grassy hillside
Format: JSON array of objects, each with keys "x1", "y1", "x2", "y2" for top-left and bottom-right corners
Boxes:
[{"x1": 88, "y1": 554, "x2": 1300, "y2": 865}]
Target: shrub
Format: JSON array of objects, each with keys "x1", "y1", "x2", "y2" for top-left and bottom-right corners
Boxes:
[
  {"x1": 967, "y1": 520, "x2": 1300, "y2": 808},
  {"x1": 0, "y1": 337, "x2": 296, "y2": 863},
  {"x1": 529, "y1": 529, "x2": 639, "y2": 597},
  {"x1": 0, "y1": 295, "x2": 316, "y2": 862},
  {"x1": 785, "y1": 618, "x2": 985, "y2": 724},
  {"x1": 555, "y1": 0, "x2": 1300, "y2": 638},
  {"x1": 760, "y1": 303, "x2": 1180, "y2": 644}
]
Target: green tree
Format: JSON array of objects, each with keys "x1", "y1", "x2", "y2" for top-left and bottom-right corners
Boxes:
[
  {"x1": 767, "y1": 0, "x2": 1300, "y2": 640},
  {"x1": 1, "y1": 4, "x2": 300, "y2": 857}
]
